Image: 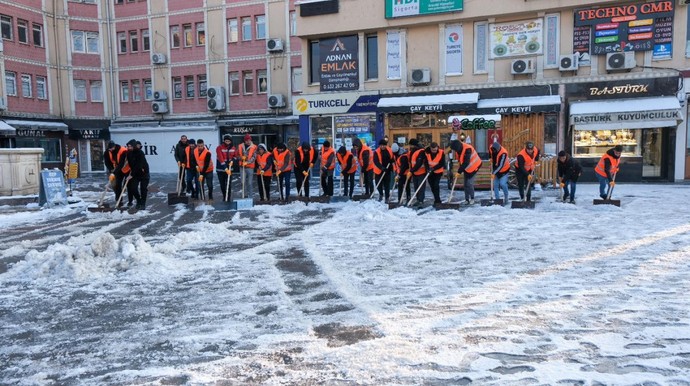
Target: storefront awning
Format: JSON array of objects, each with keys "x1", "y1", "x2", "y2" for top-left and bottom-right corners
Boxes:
[
  {"x1": 0, "y1": 120, "x2": 16, "y2": 136},
  {"x1": 570, "y1": 96, "x2": 682, "y2": 130},
  {"x1": 377, "y1": 93, "x2": 479, "y2": 113},
  {"x1": 5, "y1": 119, "x2": 68, "y2": 133},
  {"x1": 477, "y1": 95, "x2": 561, "y2": 114}
]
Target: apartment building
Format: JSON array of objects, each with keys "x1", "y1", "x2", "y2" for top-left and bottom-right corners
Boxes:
[
  {"x1": 0, "y1": 0, "x2": 301, "y2": 173},
  {"x1": 295, "y1": 0, "x2": 690, "y2": 182}
]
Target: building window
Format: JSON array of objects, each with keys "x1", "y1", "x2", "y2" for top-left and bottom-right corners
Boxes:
[
  {"x1": 185, "y1": 76, "x2": 195, "y2": 98},
  {"x1": 183, "y1": 24, "x2": 192, "y2": 47},
  {"x1": 86, "y1": 32, "x2": 99, "y2": 53},
  {"x1": 144, "y1": 79, "x2": 152, "y2": 100},
  {"x1": 118, "y1": 32, "x2": 126, "y2": 53},
  {"x1": 198, "y1": 75, "x2": 207, "y2": 97},
  {"x1": 309, "y1": 40, "x2": 320, "y2": 84},
  {"x1": 36, "y1": 76, "x2": 47, "y2": 99},
  {"x1": 129, "y1": 30, "x2": 138, "y2": 52},
  {"x1": 16, "y1": 138, "x2": 61, "y2": 162},
  {"x1": 292, "y1": 67, "x2": 302, "y2": 92},
  {"x1": 257, "y1": 70, "x2": 267, "y2": 94},
  {"x1": 17, "y1": 19, "x2": 28, "y2": 44},
  {"x1": 255, "y1": 15, "x2": 266, "y2": 40},
  {"x1": 90, "y1": 80, "x2": 102, "y2": 102},
  {"x1": 171, "y1": 25, "x2": 180, "y2": 48},
  {"x1": 21, "y1": 74, "x2": 32, "y2": 97},
  {"x1": 228, "y1": 19, "x2": 238, "y2": 43},
  {"x1": 366, "y1": 34, "x2": 378, "y2": 80},
  {"x1": 243, "y1": 71, "x2": 253, "y2": 94},
  {"x1": 1, "y1": 15, "x2": 12, "y2": 40},
  {"x1": 74, "y1": 79, "x2": 86, "y2": 102},
  {"x1": 142, "y1": 29, "x2": 150, "y2": 51},
  {"x1": 72, "y1": 31, "x2": 85, "y2": 52},
  {"x1": 196, "y1": 22, "x2": 205, "y2": 45},
  {"x1": 120, "y1": 81, "x2": 129, "y2": 102},
  {"x1": 290, "y1": 11, "x2": 296, "y2": 36},
  {"x1": 115, "y1": 0, "x2": 124, "y2": 3},
  {"x1": 241, "y1": 17, "x2": 251, "y2": 41},
  {"x1": 5, "y1": 72, "x2": 17, "y2": 96},
  {"x1": 173, "y1": 77, "x2": 182, "y2": 99},
  {"x1": 132, "y1": 80, "x2": 141, "y2": 101},
  {"x1": 229, "y1": 71, "x2": 240, "y2": 95},
  {"x1": 32, "y1": 23, "x2": 43, "y2": 47}
]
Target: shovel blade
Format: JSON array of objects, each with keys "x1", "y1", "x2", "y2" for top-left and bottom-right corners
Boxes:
[
  {"x1": 87, "y1": 207, "x2": 116, "y2": 213},
  {"x1": 434, "y1": 203, "x2": 461, "y2": 210},
  {"x1": 388, "y1": 202, "x2": 404, "y2": 209},
  {"x1": 329, "y1": 196, "x2": 350, "y2": 203},
  {"x1": 293, "y1": 196, "x2": 311, "y2": 204},
  {"x1": 231, "y1": 198, "x2": 254, "y2": 210},
  {"x1": 351, "y1": 194, "x2": 369, "y2": 201},
  {"x1": 511, "y1": 201, "x2": 535, "y2": 209},
  {"x1": 168, "y1": 193, "x2": 189, "y2": 205},
  {"x1": 480, "y1": 199, "x2": 504, "y2": 207},
  {"x1": 309, "y1": 196, "x2": 331, "y2": 204},
  {"x1": 593, "y1": 199, "x2": 621, "y2": 207}
]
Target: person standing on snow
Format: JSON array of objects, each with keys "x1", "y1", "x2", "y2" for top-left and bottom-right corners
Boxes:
[
  {"x1": 104, "y1": 140, "x2": 130, "y2": 206},
  {"x1": 425, "y1": 142, "x2": 446, "y2": 205},
  {"x1": 373, "y1": 139, "x2": 394, "y2": 202},
  {"x1": 450, "y1": 139, "x2": 481, "y2": 205},
  {"x1": 352, "y1": 138, "x2": 374, "y2": 196},
  {"x1": 557, "y1": 150, "x2": 582, "y2": 204},
  {"x1": 595, "y1": 145, "x2": 622, "y2": 200},
  {"x1": 174, "y1": 135, "x2": 189, "y2": 193},
  {"x1": 407, "y1": 139, "x2": 427, "y2": 206},
  {"x1": 216, "y1": 135, "x2": 237, "y2": 202},
  {"x1": 392, "y1": 142, "x2": 411, "y2": 204},
  {"x1": 489, "y1": 141, "x2": 510, "y2": 204},
  {"x1": 194, "y1": 139, "x2": 214, "y2": 201},
  {"x1": 319, "y1": 140, "x2": 336, "y2": 197},
  {"x1": 238, "y1": 134, "x2": 257, "y2": 198},
  {"x1": 126, "y1": 139, "x2": 150, "y2": 209},
  {"x1": 273, "y1": 142, "x2": 293, "y2": 201},
  {"x1": 184, "y1": 139, "x2": 199, "y2": 199},
  {"x1": 294, "y1": 142, "x2": 316, "y2": 197},
  {"x1": 255, "y1": 144, "x2": 274, "y2": 201},
  {"x1": 337, "y1": 145, "x2": 357, "y2": 198},
  {"x1": 514, "y1": 141, "x2": 541, "y2": 202}
]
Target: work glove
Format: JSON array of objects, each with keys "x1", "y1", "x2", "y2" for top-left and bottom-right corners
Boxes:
[
  {"x1": 309, "y1": 163, "x2": 314, "y2": 168},
  {"x1": 241, "y1": 156, "x2": 246, "y2": 162},
  {"x1": 302, "y1": 171, "x2": 309, "y2": 176},
  {"x1": 177, "y1": 161, "x2": 182, "y2": 167},
  {"x1": 276, "y1": 170, "x2": 282, "y2": 176},
  {"x1": 394, "y1": 176, "x2": 399, "y2": 182},
  {"x1": 225, "y1": 169, "x2": 231, "y2": 175},
  {"x1": 454, "y1": 172, "x2": 462, "y2": 179},
  {"x1": 196, "y1": 166, "x2": 201, "y2": 172},
  {"x1": 260, "y1": 170, "x2": 265, "y2": 175},
  {"x1": 609, "y1": 181, "x2": 615, "y2": 187},
  {"x1": 527, "y1": 175, "x2": 533, "y2": 182},
  {"x1": 180, "y1": 163, "x2": 185, "y2": 168},
  {"x1": 490, "y1": 174, "x2": 495, "y2": 180},
  {"x1": 406, "y1": 172, "x2": 412, "y2": 178},
  {"x1": 559, "y1": 183, "x2": 565, "y2": 188},
  {"x1": 198, "y1": 175, "x2": 204, "y2": 182},
  {"x1": 109, "y1": 174, "x2": 115, "y2": 182}
]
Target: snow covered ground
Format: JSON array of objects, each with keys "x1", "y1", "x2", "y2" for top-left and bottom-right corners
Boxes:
[{"x1": 1, "y1": 177, "x2": 690, "y2": 385}]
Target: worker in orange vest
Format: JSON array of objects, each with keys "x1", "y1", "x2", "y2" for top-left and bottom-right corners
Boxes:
[
  {"x1": 515, "y1": 141, "x2": 541, "y2": 202},
  {"x1": 337, "y1": 145, "x2": 357, "y2": 198},
  {"x1": 295, "y1": 142, "x2": 316, "y2": 197},
  {"x1": 319, "y1": 140, "x2": 336, "y2": 196},
  {"x1": 595, "y1": 145, "x2": 622, "y2": 199},
  {"x1": 105, "y1": 140, "x2": 131, "y2": 206},
  {"x1": 450, "y1": 139, "x2": 482, "y2": 205},
  {"x1": 255, "y1": 144, "x2": 274, "y2": 201},
  {"x1": 373, "y1": 139, "x2": 394, "y2": 202},
  {"x1": 238, "y1": 134, "x2": 257, "y2": 198},
  {"x1": 194, "y1": 138, "x2": 214, "y2": 201},
  {"x1": 407, "y1": 139, "x2": 427, "y2": 206},
  {"x1": 425, "y1": 142, "x2": 446, "y2": 205},
  {"x1": 352, "y1": 138, "x2": 374, "y2": 196},
  {"x1": 489, "y1": 141, "x2": 511, "y2": 204},
  {"x1": 393, "y1": 142, "x2": 411, "y2": 203},
  {"x1": 273, "y1": 142, "x2": 293, "y2": 201}
]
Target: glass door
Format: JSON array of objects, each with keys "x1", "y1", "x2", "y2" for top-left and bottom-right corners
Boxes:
[{"x1": 641, "y1": 128, "x2": 662, "y2": 178}]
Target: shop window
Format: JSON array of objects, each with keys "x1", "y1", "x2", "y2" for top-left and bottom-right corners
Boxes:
[
  {"x1": 573, "y1": 129, "x2": 640, "y2": 158},
  {"x1": 172, "y1": 77, "x2": 182, "y2": 99},
  {"x1": 21, "y1": 74, "x2": 32, "y2": 98},
  {"x1": 309, "y1": 40, "x2": 320, "y2": 84},
  {"x1": 17, "y1": 19, "x2": 28, "y2": 44},
  {"x1": 129, "y1": 30, "x2": 138, "y2": 52},
  {"x1": 170, "y1": 25, "x2": 180, "y2": 48},
  {"x1": 257, "y1": 70, "x2": 267, "y2": 94},
  {"x1": 132, "y1": 80, "x2": 141, "y2": 101},
  {"x1": 311, "y1": 116, "x2": 334, "y2": 147},
  {"x1": 36, "y1": 76, "x2": 47, "y2": 99},
  {"x1": 73, "y1": 79, "x2": 86, "y2": 102},
  {"x1": 118, "y1": 32, "x2": 127, "y2": 53},
  {"x1": 292, "y1": 67, "x2": 302, "y2": 92},
  {"x1": 229, "y1": 71, "x2": 240, "y2": 95},
  {"x1": 243, "y1": 71, "x2": 253, "y2": 94},
  {"x1": 183, "y1": 24, "x2": 192, "y2": 47},
  {"x1": 198, "y1": 75, "x2": 207, "y2": 97},
  {"x1": 33, "y1": 23, "x2": 43, "y2": 47},
  {"x1": 120, "y1": 81, "x2": 129, "y2": 102},
  {"x1": 366, "y1": 34, "x2": 378, "y2": 80},
  {"x1": 143, "y1": 79, "x2": 152, "y2": 100},
  {"x1": 185, "y1": 76, "x2": 195, "y2": 98},
  {"x1": 1, "y1": 15, "x2": 12, "y2": 40},
  {"x1": 228, "y1": 19, "x2": 238, "y2": 43},
  {"x1": 196, "y1": 22, "x2": 205, "y2": 45},
  {"x1": 142, "y1": 29, "x2": 150, "y2": 51},
  {"x1": 544, "y1": 113, "x2": 557, "y2": 154},
  {"x1": 16, "y1": 138, "x2": 61, "y2": 162},
  {"x1": 255, "y1": 15, "x2": 266, "y2": 40},
  {"x1": 241, "y1": 17, "x2": 251, "y2": 41},
  {"x1": 90, "y1": 80, "x2": 102, "y2": 102}
]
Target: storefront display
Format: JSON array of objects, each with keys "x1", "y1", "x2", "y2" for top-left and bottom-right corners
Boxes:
[{"x1": 573, "y1": 129, "x2": 639, "y2": 157}]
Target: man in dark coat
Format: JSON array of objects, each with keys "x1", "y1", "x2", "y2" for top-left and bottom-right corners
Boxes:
[
  {"x1": 174, "y1": 135, "x2": 189, "y2": 192},
  {"x1": 294, "y1": 142, "x2": 316, "y2": 197},
  {"x1": 557, "y1": 150, "x2": 582, "y2": 204},
  {"x1": 126, "y1": 139, "x2": 150, "y2": 209}
]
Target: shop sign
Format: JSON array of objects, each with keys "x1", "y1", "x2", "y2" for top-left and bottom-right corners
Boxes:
[
  {"x1": 489, "y1": 19, "x2": 543, "y2": 59},
  {"x1": 445, "y1": 24, "x2": 463, "y2": 75},
  {"x1": 319, "y1": 36, "x2": 359, "y2": 92},
  {"x1": 566, "y1": 77, "x2": 678, "y2": 99},
  {"x1": 570, "y1": 109, "x2": 680, "y2": 125},
  {"x1": 79, "y1": 129, "x2": 101, "y2": 139},
  {"x1": 386, "y1": 31, "x2": 401, "y2": 79},
  {"x1": 385, "y1": 0, "x2": 463, "y2": 19},
  {"x1": 574, "y1": 0, "x2": 674, "y2": 54},
  {"x1": 228, "y1": 127, "x2": 255, "y2": 134},
  {"x1": 293, "y1": 92, "x2": 379, "y2": 115},
  {"x1": 450, "y1": 116, "x2": 497, "y2": 131},
  {"x1": 39, "y1": 169, "x2": 68, "y2": 207},
  {"x1": 588, "y1": 84, "x2": 649, "y2": 96},
  {"x1": 335, "y1": 116, "x2": 370, "y2": 134},
  {"x1": 17, "y1": 129, "x2": 46, "y2": 137}
]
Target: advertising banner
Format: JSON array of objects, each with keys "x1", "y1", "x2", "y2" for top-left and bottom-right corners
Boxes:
[
  {"x1": 445, "y1": 24, "x2": 463, "y2": 75},
  {"x1": 386, "y1": 31, "x2": 401, "y2": 79},
  {"x1": 319, "y1": 36, "x2": 359, "y2": 92},
  {"x1": 489, "y1": 19, "x2": 544, "y2": 59},
  {"x1": 385, "y1": 0, "x2": 463, "y2": 19}
]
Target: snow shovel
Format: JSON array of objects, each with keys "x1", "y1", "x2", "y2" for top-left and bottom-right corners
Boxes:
[
  {"x1": 435, "y1": 173, "x2": 461, "y2": 210},
  {"x1": 295, "y1": 169, "x2": 311, "y2": 203},
  {"x1": 370, "y1": 165, "x2": 390, "y2": 199},
  {"x1": 389, "y1": 174, "x2": 411, "y2": 209},
  {"x1": 352, "y1": 169, "x2": 370, "y2": 201},
  {"x1": 406, "y1": 172, "x2": 430, "y2": 208},
  {"x1": 481, "y1": 175, "x2": 504, "y2": 206},
  {"x1": 593, "y1": 173, "x2": 620, "y2": 207},
  {"x1": 168, "y1": 166, "x2": 189, "y2": 205},
  {"x1": 255, "y1": 172, "x2": 272, "y2": 205},
  {"x1": 88, "y1": 182, "x2": 114, "y2": 212},
  {"x1": 330, "y1": 170, "x2": 349, "y2": 203},
  {"x1": 511, "y1": 169, "x2": 536, "y2": 209},
  {"x1": 309, "y1": 167, "x2": 331, "y2": 203}
]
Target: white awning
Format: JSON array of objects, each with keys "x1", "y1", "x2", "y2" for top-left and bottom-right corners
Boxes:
[
  {"x1": 5, "y1": 119, "x2": 68, "y2": 133},
  {"x1": 377, "y1": 92, "x2": 479, "y2": 113},
  {"x1": 570, "y1": 97, "x2": 682, "y2": 130},
  {"x1": 0, "y1": 120, "x2": 16, "y2": 136},
  {"x1": 478, "y1": 95, "x2": 561, "y2": 114}
]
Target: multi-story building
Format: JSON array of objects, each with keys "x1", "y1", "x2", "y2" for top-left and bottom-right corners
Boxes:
[
  {"x1": 294, "y1": 0, "x2": 690, "y2": 182},
  {"x1": 0, "y1": 0, "x2": 301, "y2": 173}
]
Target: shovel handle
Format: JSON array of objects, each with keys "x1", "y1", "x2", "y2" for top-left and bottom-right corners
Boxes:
[
  {"x1": 407, "y1": 172, "x2": 430, "y2": 207},
  {"x1": 446, "y1": 173, "x2": 460, "y2": 203}
]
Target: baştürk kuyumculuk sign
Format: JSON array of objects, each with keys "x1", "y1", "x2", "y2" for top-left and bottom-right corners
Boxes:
[{"x1": 319, "y1": 36, "x2": 359, "y2": 92}]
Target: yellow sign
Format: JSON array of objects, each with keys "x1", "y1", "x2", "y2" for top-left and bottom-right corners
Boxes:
[{"x1": 68, "y1": 163, "x2": 79, "y2": 179}]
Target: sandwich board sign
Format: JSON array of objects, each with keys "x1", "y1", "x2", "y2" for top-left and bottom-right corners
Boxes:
[{"x1": 39, "y1": 169, "x2": 68, "y2": 207}]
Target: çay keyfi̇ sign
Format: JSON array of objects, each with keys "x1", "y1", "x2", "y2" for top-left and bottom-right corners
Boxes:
[
  {"x1": 319, "y1": 36, "x2": 359, "y2": 92},
  {"x1": 386, "y1": 0, "x2": 463, "y2": 19}
]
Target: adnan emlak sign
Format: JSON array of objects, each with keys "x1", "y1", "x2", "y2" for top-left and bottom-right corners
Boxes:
[{"x1": 385, "y1": 0, "x2": 463, "y2": 19}]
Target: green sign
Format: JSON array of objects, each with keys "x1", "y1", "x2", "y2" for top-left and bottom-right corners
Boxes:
[{"x1": 385, "y1": 0, "x2": 463, "y2": 19}]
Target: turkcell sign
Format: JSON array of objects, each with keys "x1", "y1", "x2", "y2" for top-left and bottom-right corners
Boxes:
[
  {"x1": 293, "y1": 92, "x2": 380, "y2": 115},
  {"x1": 386, "y1": 0, "x2": 463, "y2": 19}
]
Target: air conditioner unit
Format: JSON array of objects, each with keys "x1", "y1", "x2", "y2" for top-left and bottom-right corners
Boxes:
[
  {"x1": 559, "y1": 54, "x2": 579, "y2": 71},
  {"x1": 151, "y1": 53, "x2": 167, "y2": 64},
  {"x1": 679, "y1": 0, "x2": 689, "y2": 5},
  {"x1": 151, "y1": 101, "x2": 168, "y2": 114},
  {"x1": 153, "y1": 90, "x2": 168, "y2": 101},
  {"x1": 0, "y1": 96, "x2": 6, "y2": 110},
  {"x1": 410, "y1": 68, "x2": 431, "y2": 85},
  {"x1": 268, "y1": 94, "x2": 286, "y2": 108},
  {"x1": 207, "y1": 86, "x2": 226, "y2": 111},
  {"x1": 266, "y1": 38, "x2": 284, "y2": 52},
  {"x1": 511, "y1": 59, "x2": 535, "y2": 75},
  {"x1": 606, "y1": 51, "x2": 636, "y2": 71}
]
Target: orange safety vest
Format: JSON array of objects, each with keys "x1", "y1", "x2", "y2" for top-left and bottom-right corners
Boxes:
[
  {"x1": 358, "y1": 144, "x2": 374, "y2": 171},
  {"x1": 256, "y1": 152, "x2": 273, "y2": 177},
  {"x1": 395, "y1": 152, "x2": 409, "y2": 175},
  {"x1": 456, "y1": 143, "x2": 481, "y2": 174},
  {"x1": 184, "y1": 146, "x2": 194, "y2": 169},
  {"x1": 194, "y1": 147, "x2": 214, "y2": 173},
  {"x1": 426, "y1": 150, "x2": 445, "y2": 174},
  {"x1": 493, "y1": 147, "x2": 511, "y2": 173},
  {"x1": 595, "y1": 152, "x2": 620, "y2": 178},
  {"x1": 238, "y1": 143, "x2": 257, "y2": 168},
  {"x1": 296, "y1": 146, "x2": 315, "y2": 168},
  {"x1": 373, "y1": 147, "x2": 394, "y2": 174},
  {"x1": 321, "y1": 147, "x2": 336, "y2": 170},
  {"x1": 273, "y1": 148, "x2": 293, "y2": 172},
  {"x1": 337, "y1": 151, "x2": 357, "y2": 174},
  {"x1": 516, "y1": 148, "x2": 538, "y2": 173},
  {"x1": 410, "y1": 148, "x2": 427, "y2": 176},
  {"x1": 109, "y1": 147, "x2": 131, "y2": 174}
]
